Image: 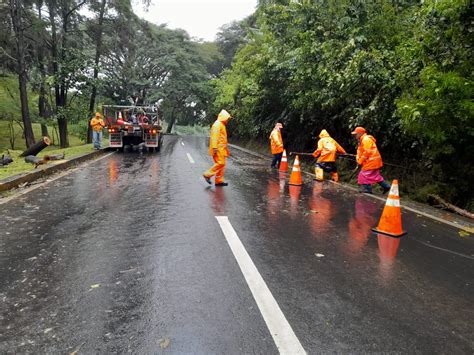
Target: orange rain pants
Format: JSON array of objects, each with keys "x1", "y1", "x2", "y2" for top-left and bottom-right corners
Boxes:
[{"x1": 204, "y1": 150, "x2": 227, "y2": 184}]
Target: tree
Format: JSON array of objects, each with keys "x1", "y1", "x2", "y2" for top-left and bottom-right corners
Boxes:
[{"x1": 8, "y1": 0, "x2": 36, "y2": 147}]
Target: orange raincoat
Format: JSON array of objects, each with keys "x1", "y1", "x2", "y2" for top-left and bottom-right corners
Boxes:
[
  {"x1": 269, "y1": 127, "x2": 284, "y2": 155},
  {"x1": 312, "y1": 130, "x2": 346, "y2": 162},
  {"x1": 90, "y1": 113, "x2": 105, "y2": 132},
  {"x1": 356, "y1": 133, "x2": 383, "y2": 170},
  {"x1": 204, "y1": 110, "x2": 231, "y2": 184}
]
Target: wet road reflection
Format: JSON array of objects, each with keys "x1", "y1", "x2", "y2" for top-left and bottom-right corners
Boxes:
[
  {"x1": 346, "y1": 196, "x2": 379, "y2": 254},
  {"x1": 377, "y1": 234, "x2": 402, "y2": 282},
  {"x1": 308, "y1": 183, "x2": 335, "y2": 237}
]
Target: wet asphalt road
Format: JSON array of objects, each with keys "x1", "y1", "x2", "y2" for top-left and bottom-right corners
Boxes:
[{"x1": 1, "y1": 135, "x2": 473, "y2": 354}]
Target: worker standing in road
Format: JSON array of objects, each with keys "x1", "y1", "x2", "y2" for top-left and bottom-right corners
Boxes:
[
  {"x1": 203, "y1": 109, "x2": 232, "y2": 186},
  {"x1": 90, "y1": 112, "x2": 105, "y2": 150},
  {"x1": 269, "y1": 122, "x2": 284, "y2": 168},
  {"x1": 351, "y1": 126, "x2": 390, "y2": 194},
  {"x1": 312, "y1": 129, "x2": 347, "y2": 182}
]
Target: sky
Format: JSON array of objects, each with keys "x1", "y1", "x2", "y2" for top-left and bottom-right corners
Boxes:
[{"x1": 134, "y1": 0, "x2": 258, "y2": 42}]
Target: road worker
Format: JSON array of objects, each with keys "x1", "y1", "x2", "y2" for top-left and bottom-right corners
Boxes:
[
  {"x1": 312, "y1": 129, "x2": 346, "y2": 182},
  {"x1": 90, "y1": 112, "x2": 105, "y2": 150},
  {"x1": 203, "y1": 109, "x2": 232, "y2": 186},
  {"x1": 269, "y1": 122, "x2": 284, "y2": 168},
  {"x1": 351, "y1": 126, "x2": 390, "y2": 194}
]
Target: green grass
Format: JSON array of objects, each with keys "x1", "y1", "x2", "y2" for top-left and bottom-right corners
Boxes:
[
  {"x1": 0, "y1": 120, "x2": 108, "y2": 180},
  {"x1": 0, "y1": 143, "x2": 109, "y2": 180},
  {"x1": 0, "y1": 121, "x2": 85, "y2": 152}
]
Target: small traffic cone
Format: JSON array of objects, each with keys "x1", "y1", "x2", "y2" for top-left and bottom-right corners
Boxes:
[
  {"x1": 288, "y1": 155, "x2": 303, "y2": 186},
  {"x1": 371, "y1": 180, "x2": 406, "y2": 237},
  {"x1": 279, "y1": 150, "x2": 289, "y2": 172},
  {"x1": 117, "y1": 111, "x2": 124, "y2": 125}
]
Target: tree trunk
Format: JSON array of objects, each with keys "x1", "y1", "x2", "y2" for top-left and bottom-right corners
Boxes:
[
  {"x1": 37, "y1": 2, "x2": 51, "y2": 139},
  {"x1": 41, "y1": 123, "x2": 49, "y2": 137},
  {"x1": 166, "y1": 107, "x2": 176, "y2": 134},
  {"x1": 24, "y1": 155, "x2": 50, "y2": 167},
  {"x1": 57, "y1": 116, "x2": 69, "y2": 148},
  {"x1": 20, "y1": 136, "x2": 51, "y2": 157},
  {"x1": 87, "y1": 0, "x2": 107, "y2": 144},
  {"x1": 10, "y1": 0, "x2": 35, "y2": 148}
]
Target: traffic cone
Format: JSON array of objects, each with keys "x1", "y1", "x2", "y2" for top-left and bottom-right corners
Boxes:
[
  {"x1": 117, "y1": 111, "x2": 124, "y2": 125},
  {"x1": 288, "y1": 155, "x2": 303, "y2": 186},
  {"x1": 371, "y1": 180, "x2": 406, "y2": 237},
  {"x1": 279, "y1": 150, "x2": 289, "y2": 172}
]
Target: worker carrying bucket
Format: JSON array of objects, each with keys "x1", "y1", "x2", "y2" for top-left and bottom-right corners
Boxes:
[{"x1": 312, "y1": 129, "x2": 347, "y2": 182}]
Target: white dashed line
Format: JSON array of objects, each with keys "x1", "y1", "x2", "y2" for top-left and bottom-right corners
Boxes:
[
  {"x1": 186, "y1": 153, "x2": 195, "y2": 164},
  {"x1": 215, "y1": 216, "x2": 306, "y2": 355}
]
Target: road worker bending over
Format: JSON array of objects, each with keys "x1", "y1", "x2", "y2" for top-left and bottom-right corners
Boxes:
[
  {"x1": 312, "y1": 129, "x2": 346, "y2": 182},
  {"x1": 351, "y1": 126, "x2": 390, "y2": 194},
  {"x1": 269, "y1": 122, "x2": 284, "y2": 168},
  {"x1": 203, "y1": 110, "x2": 232, "y2": 186}
]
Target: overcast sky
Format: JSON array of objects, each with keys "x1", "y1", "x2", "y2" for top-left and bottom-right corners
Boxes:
[{"x1": 133, "y1": 0, "x2": 258, "y2": 42}]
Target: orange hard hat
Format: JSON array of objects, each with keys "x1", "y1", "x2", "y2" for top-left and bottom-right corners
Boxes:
[{"x1": 351, "y1": 126, "x2": 366, "y2": 135}]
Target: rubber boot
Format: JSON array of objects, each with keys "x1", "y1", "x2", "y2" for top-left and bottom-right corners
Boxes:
[{"x1": 378, "y1": 180, "x2": 391, "y2": 194}]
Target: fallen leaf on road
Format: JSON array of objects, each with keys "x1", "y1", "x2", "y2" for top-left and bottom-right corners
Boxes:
[
  {"x1": 458, "y1": 230, "x2": 470, "y2": 238},
  {"x1": 44, "y1": 328, "x2": 53, "y2": 334},
  {"x1": 159, "y1": 338, "x2": 170, "y2": 349},
  {"x1": 90, "y1": 284, "x2": 100, "y2": 289},
  {"x1": 315, "y1": 253, "x2": 325, "y2": 258}
]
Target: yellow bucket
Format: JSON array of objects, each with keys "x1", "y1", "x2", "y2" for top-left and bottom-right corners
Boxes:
[{"x1": 315, "y1": 167, "x2": 324, "y2": 181}]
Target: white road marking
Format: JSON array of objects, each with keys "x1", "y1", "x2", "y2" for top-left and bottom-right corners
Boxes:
[
  {"x1": 215, "y1": 216, "x2": 306, "y2": 355},
  {"x1": 186, "y1": 153, "x2": 195, "y2": 164},
  {"x1": 0, "y1": 152, "x2": 115, "y2": 205}
]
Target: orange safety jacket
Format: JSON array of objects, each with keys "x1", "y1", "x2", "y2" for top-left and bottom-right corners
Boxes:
[
  {"x1": 269, "y1": 128, "x2": 284, "y2": 155},
  {"x1": 209, "y1": 110, "x2": 231, "y2": 157},
  {"x1": 312, "y1": 130, "x2": 346, "y2": 162},
  {"x1": 90, "y1": 117, "x2": 105, "y2": 132},
  {"x1": 356, "y1": 133, "x2": 383, "y2": 170}
]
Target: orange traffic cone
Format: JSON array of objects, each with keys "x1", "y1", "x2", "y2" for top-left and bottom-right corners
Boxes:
[
  {"x1": 288, "y1": 155, "x2": 303, "y2": 186},
  {"x1": 117, "y1": 111, "x2": 124, "y2": 125},
  {"x1": 371, "y1": 180, "x2": 406, "y2": 237},
  {"x1": 279, "y1": 150, "x2": 289, "y2": 172}
]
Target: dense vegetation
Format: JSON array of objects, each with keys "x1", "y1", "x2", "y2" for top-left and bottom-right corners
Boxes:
[
  {"x1": 211, "y1": 0, "x2": 473, "y2": 210},
  {"x1": 0, "y1": 0, "x2": 221, "y2": 147},
  {"x1": 1, "y1": 0, "x2": 473, "y2": 210}
]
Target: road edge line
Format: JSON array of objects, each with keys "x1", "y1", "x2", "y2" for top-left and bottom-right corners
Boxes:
[{"x1": 215, "y1": 216, "x2": 307, "y2": 355}]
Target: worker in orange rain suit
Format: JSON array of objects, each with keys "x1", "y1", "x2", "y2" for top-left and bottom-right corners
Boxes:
[
  {"x1": 312, "y1": 129, "x2": 347, "y2": 182},
  {"x1": 351, "y1": 126, "x2": 390, "y2": 194},
  {"x1": 269, "y1": 122, "x2": 284, "y2": 168},
  {"x1": 90, "y1": 112, "x2": 105, "y2": 150},
  {"x1": 203, "y1": 110, "x2": 232, "y2": 186}
]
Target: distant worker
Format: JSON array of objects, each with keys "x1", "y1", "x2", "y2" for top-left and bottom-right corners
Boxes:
[
  {"x1": 351, "y1": 126, "x2": 390, "y2": 194},
  {"x1": 269, "y1": 122, "x2": 284, "y2": 168},
  {"x1": 90, "y1": 112, "x2": 105, "y2": 150},
  {"x1": 203, "y1": 110, "x2": 232, "y2": 186},
  {"x1": 312, "y1": 129, "x2": 346, "y2": 182}
]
